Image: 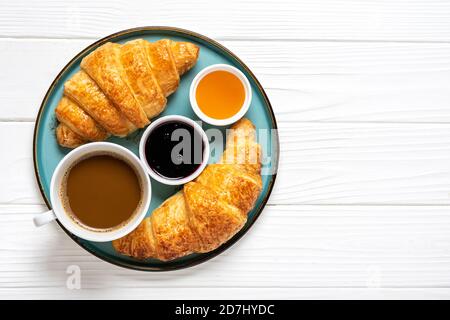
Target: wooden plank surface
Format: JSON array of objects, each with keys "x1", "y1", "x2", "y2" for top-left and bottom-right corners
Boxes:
[
  {"x1": 3, "y1": 121, "x2": 450, "y2": 205},
  {"x1": 1, "y1": 0, "x2": 450, "y2": 300},
  {"x1": 2, "y1": 39, "x2": 450, "y2": 123},
  {"x1": 3, "y1": 288, "x2": 450, "y2": 300},
  {"x1": 1, "y1": 0, "x2": 450, "y2": 41},
  {"x1": 2, "y1": 204, "x2": 450, "y2": 297}
]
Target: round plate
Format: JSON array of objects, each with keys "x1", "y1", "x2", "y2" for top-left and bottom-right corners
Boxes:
[{"x1": 33, "y1": 27, "x2": 279, "y2": 271}]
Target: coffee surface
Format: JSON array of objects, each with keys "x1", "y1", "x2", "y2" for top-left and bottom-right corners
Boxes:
[{"x1": 64, "y1": 155, "x2": 141, "y2": 230}]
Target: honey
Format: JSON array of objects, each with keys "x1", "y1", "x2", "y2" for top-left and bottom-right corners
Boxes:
[{"x1": 195, "y1": 70, "x2": 245, "y2": 120}]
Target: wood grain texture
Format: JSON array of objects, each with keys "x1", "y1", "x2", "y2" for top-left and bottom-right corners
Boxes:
[
  {"x1": 1, "y1": 0, "x2": 450, "y2": 41},
  {"x1": 2, "y1": 39, "x2": 450, "y2": 123},
  {"x1": 0, "y1": 123, "x2": 42, "y2": 204},
  {"x1": 4, "y1": 121, "x2": 450, "y2": 205},
  {"x1": 2, "y1": 0, "x2": 450, "y2": 299},
  {"x1": 274, "y1": 122, "x2": 450, "y2": 204},
  {"x1": 3, "y1": 288, "x2": 450, "y2": 300},
  {"x1": 2, "y1": 204, "x2": 450, "y2": 298}
]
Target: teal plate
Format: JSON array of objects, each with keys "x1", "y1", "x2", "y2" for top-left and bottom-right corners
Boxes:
[{"x1": 33, "y1": 27, "x2": 278, "y2": 271}]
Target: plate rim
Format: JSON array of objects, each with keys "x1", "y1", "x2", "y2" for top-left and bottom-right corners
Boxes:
[{"x1": 33, "y1": 26, "x2": 279, "y2": 272}]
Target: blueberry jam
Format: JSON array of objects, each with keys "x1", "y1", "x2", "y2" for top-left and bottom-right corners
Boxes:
[{"x1": 144, "y1": 121, "x2": 205, "y2": 180}]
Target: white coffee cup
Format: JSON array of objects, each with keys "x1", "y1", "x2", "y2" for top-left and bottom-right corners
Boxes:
[{"x1": 33, "y1": 142, "x2": 151, "y2": 242}]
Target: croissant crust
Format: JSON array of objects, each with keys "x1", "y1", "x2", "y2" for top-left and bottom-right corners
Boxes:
[
  {"x1": 55, "y1": 38, "x2": 199, "y2": 147},
  {"x1": 113, "y1": 119, "x2": 263, "y2": 261}
]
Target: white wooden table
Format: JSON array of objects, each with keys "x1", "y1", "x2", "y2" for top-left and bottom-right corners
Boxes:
[{"x1": 2, "y1": 0, "x2": 450, "y2": 299}]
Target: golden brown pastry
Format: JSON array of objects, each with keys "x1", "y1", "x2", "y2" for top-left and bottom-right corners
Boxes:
[
  {"x1": 64, "y1": 70, "x2": 135, "y2": 137},
  {"x1": 81, "y1": 42, "x2": 150, "y2": 128},
  {"x1": 220, "y1": 118, "x2": 262, "y2": 174},
  {"x1": 55, "y1": 38, "x2": 199, "y2": 148},
  {"x1": 56, "y1": 123, "x2": 86, "y2": 148},
  {"x1": 119, "y1": 40, "x2": 167, "y2": 118},
  {"x1": 144, "y1": 40, "x2": 180, "y2": 97},
  {"x1": 55, "y1": 96, "x2": 108, "y2": 141},
  {"x1": 161, "y1": 39, "x2": 200, "y2": 75},
  {"x1": 113, "y1": 119, "x2": 263, "y2": 261}
]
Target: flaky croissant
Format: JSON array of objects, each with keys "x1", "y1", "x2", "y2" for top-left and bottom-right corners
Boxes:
[
  {"x1": 113, "y1": 118, "x2": 263, "y2": 261},
  {"x1": 54, "y1": 39, "x2": 199, "y2": 148}
]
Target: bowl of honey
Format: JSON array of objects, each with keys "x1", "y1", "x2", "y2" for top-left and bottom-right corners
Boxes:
[{"x1": 190, "y1": 64, "x2": 252, "y2": 126}]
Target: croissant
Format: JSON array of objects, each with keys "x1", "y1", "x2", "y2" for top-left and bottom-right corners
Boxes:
[
  {"x1": 113, "y1": 118, "x2": 263, "y2": 261},
  {"x1": 54, "y1": 39, "x2": 200, "y2": 148}
]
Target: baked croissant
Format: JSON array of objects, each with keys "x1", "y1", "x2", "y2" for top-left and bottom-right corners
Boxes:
[
  {"x1": 54, "y1": 39, "x2": 199, "y2": 148},
  {"x1": 113, "y1": 118, "x2": 263, "y2": 261}
]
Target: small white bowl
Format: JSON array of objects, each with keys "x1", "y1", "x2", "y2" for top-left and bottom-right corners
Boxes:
[
  {"x1": 189, "y1": 64, "x2": 252, "y2": 126},
  {"x1": 139, "y1": 115, "x2": 210, "y2": 186}
]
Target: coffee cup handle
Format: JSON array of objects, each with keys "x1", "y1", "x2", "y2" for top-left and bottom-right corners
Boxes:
[{"x1": 33, "y1": 210, "x2": 57, "y2": 227}]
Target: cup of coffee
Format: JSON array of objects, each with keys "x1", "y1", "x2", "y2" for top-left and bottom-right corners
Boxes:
[{"x1": 33, "y1": 142, "x2": 151, "y2": 242}]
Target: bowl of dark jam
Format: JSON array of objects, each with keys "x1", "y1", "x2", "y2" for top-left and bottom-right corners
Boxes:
[{"x1": 139, "y1": 115, "x2": 210, "y2": 185}]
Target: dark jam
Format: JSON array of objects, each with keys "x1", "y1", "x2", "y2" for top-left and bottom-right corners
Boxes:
[{"x1": 144, "y1": 121, "x2": 205, "y2": 180}]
